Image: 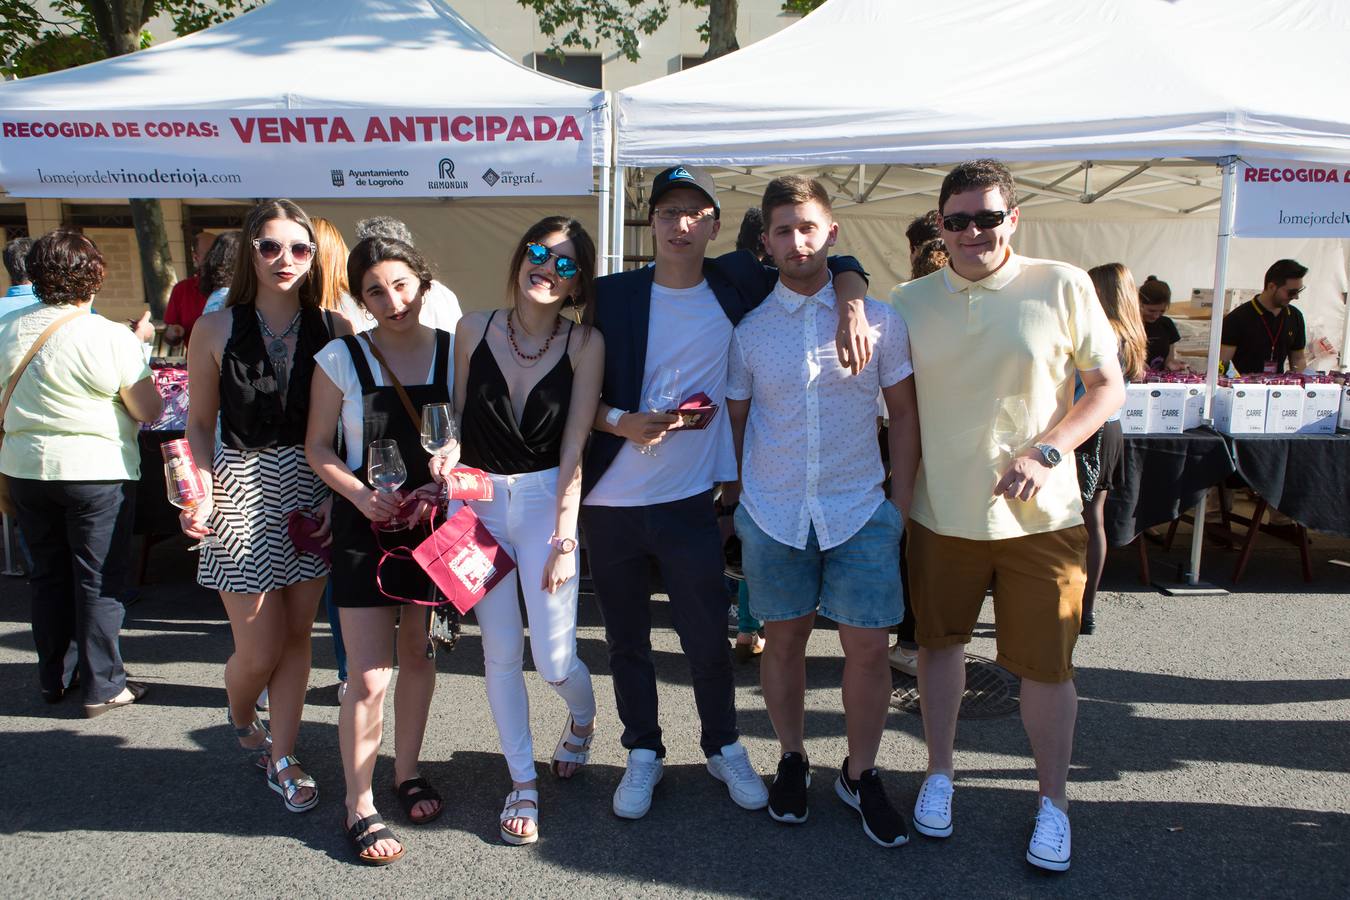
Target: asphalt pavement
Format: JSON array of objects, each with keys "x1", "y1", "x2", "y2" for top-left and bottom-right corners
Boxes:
[{"x1": 2, "y1": 532, "x2": 1347, "y2": 899}]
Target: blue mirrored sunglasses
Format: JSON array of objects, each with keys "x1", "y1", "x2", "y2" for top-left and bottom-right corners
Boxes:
[{"x1": 525, "y1": 242, "x2": 578, "y2": 279}]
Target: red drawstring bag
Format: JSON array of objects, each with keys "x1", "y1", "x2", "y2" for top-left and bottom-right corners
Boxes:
[{"x1": 374, "y1": 503, "x2": 514, "y2": 614}]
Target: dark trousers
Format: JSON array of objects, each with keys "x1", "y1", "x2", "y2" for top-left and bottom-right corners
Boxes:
[
  {"x1": 11, "y1": 478, "x2": 136, "y2": 703},
  {"x1": 581, "y1": 490, "x2": 737, "y2": 758}
]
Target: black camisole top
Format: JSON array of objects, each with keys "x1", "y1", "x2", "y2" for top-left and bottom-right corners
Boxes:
[{"x1": 460, "y1": 310, "x2": 574, "y2": 475}]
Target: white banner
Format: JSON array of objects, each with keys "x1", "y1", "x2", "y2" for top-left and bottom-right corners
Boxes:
[
  {"x1": 1233, "y1": 158, "x2": 1350, "y2": 238},
  {"x1": 0, "y1": 108, "x2": 595, "y2": 198}
]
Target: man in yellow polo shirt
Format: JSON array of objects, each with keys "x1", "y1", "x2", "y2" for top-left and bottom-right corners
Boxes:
[{"x1": 889, "y1": 159, "x2": 1123, "y2": 873}]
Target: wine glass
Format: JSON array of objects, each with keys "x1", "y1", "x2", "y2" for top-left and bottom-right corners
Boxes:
[
  {"x1": 367, "y1": 439, "x2": 407, "y2": 530},
  {"x1": 638, "y1": 366, "x2": 681, "y2": 456},
  {"x1": 421, "y1": 402, "x2": 459, "y2": 505},
  {"x1": 991, "y1": 395, "x2": 1032, "y2": 471},
  {"x1": 164, "y1": 461, "x2": 221, "y2": 551}
]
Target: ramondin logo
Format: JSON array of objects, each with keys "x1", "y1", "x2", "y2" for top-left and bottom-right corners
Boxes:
[
  {"x1": 482, "y1": 168, "x2": 500, "y2": 187},
  {"x1": 428, "y1": 157, "x2": 468, "y2": 191}
]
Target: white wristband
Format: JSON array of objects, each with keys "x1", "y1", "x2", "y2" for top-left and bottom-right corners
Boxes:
[{"x1": 605, "y1": 406, "x2": 626, "y2": 429}]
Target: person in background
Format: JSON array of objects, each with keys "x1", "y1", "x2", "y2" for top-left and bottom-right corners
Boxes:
[
  {"x1": 0, "y1": 230, "x2": 163, "y2": 715},
  {"x1": 1077, "y1": 264, "x2": 1147, "y2": 635},
  {"x1": 197, "y1": 232, "x2": 242, "y2": 315},
  {"x1": 307, "y1": 236, "x2": 449, "y2": 865},
  {"x1": 311, "y1": 216, "x2": 354, "y2": 701},
  {"x1": 446, "y1": 216, "x2": 603, "y2": 845},
  {"x1": 905, "y1": 212, "x2": 942, "y2": 274},
  {"x1": 163, "y1": 230, "x2": 218, "y2": 348},
  {"x1": 910, "y1": 239, "x2": 949, "y2": 280},
  {"x1": 1220, "y1": 259, "x2": 1309, "y2": 376},
  {"x1": 3, "y1": 237, "x2": 41, "y2": 315},
  {"x1": 1137, "y1": 276, "x2": 1184, "y2": 372},
  {"x1": 352, "y1": 216, "x2": 462, "y2": 332},
  {"x1": 891, "y1": 159, "x2": 1124, "y2": 872},
  {"x1": 181, "y1": 199, "x2": 341, "y2": 816}
]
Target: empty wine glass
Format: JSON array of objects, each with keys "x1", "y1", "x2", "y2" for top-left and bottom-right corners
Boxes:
[
  {"x1": 991, "y1": 395, "x2": 1032, "y2": 471},
  {"x1": 367, "y1": 439, "x2": 407, "y2": 530},
  {"x1": 421, "y1": 402, "x2": 459, "y2": 505},
  {"x1": 638, "y1": 366, "x2": 681, "y2": 457}
]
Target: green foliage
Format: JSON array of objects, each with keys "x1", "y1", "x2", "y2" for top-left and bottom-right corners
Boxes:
[
  {"x1": 0, "y1": 0, "x2": 261, "y2": 76},
  {"x1": 781, "y1": 0, "x2": 825, "y2": 13}
]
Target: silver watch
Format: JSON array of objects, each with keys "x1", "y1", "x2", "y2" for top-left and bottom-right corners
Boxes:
[{"x1": 1033, "y1": 443, "x2": 1063, "y2": 467}]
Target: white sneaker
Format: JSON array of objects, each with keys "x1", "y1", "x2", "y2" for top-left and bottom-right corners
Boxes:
[
  {"x1": 913, "y1": 773, "x2": 954, "y2": 838},
  {"x1": 707, "y1": 741, "x2": 769, "y2": 810},
  {"x1": 1027, "y1": 796, "x2": 1071, "y2": 872},
  {"x1": 613, "y1": 749, "x2": 664, "y2": 819},
  {"x1": 888, "y1": 644, "x2": 919, "y2": 677}
]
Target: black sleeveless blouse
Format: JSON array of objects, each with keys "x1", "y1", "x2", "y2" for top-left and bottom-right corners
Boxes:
[
  {"x1": 219, "y1": 304, "x2": 332, "y2": 451},
  {"x1": 460, "y1": 311, "x2": 573, "y2": 475}
]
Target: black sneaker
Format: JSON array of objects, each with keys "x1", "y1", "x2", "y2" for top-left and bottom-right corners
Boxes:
[
  {"x1": 768, "y1": 752, "x2": 810, "y2": 824},
  {"x1": 834, "y1": 758, "x2": 910, "y2": 847}
]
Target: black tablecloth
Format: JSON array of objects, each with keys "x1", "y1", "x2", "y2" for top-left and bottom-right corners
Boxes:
[
  {"x1": 1228, "y1": 433, "x2": 1350, "y2": 537},
  {"x1": 135, "y1": 430, "x2": 183, "y2": 537},
  {"x1": 1105, "y1": 428, "x2": 1236, "y2": 547}
]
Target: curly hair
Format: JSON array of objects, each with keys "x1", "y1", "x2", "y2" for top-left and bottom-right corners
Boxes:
[
  {"x1": 27, "y1": 230, "x2": 106, "y2": 305},
  {"x1": 198, "y1": 231, "x2": 241, "y2": 296}
]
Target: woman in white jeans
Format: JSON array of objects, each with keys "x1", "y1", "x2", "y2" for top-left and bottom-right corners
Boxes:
[{"x1": 440, "y1": 216, "x2": 604, "y2": 845}]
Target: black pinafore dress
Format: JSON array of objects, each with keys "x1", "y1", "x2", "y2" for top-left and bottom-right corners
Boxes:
[{"x1": 329, "y1": 330, "x2": 452, "y2": 609}]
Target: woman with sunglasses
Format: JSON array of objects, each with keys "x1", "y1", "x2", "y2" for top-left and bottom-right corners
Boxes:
[
  {"x1": 306, "y1": 236, "x2": 451, "y2": 866},
  {"x1": 438, "y1": 217, "x2": 603, "y2": 845},
  {"x1": 182, "y1": 199, "x2": 346, "y2": 814}
]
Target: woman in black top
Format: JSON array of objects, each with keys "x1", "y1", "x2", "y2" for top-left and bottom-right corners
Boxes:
[
  {"x1": 443, "y1": 217, "x2": 604, "y2": 845},
  {"x1": 1139, "y1": 275, "x2": 1184, "y2": 371},
  {"x1": 183, "y1": 199, "x2": 346, "y2": 814}
]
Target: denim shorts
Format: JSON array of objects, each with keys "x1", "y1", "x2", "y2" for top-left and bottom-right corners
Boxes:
[{"x1": 735, "y1": 501, "x2": 904, "y2": 629}]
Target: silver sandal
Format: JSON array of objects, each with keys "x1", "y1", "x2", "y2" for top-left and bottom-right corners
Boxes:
[
  {"x1": 230, "y1": 708, "x2": 271, "y2": 771},
  {"x1": 268, "y1": 754, "x2": 319, "y2": 813}
]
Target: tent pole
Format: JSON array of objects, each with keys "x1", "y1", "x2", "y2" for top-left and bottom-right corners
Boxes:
[
  {"x1": 596, "y1": 94, "x2": 613, "y2": 277},
  {"x1": 610, "y1": 163, "x2": 626, "y2": 273},
  {"x1": 1186, "y1": 156, "x2": 1238, "y2": 586}
]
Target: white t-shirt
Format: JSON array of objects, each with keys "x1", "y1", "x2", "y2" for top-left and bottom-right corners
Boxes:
[
  {"x1": 340, "y1": 280, "x2": 462, "y2": 334},
  {"x1": 313, "y1": 332, "x2": 455, "y2": 471},
  {"x1": 585, "y1": 280, "x2": 738, "y2": 507}
]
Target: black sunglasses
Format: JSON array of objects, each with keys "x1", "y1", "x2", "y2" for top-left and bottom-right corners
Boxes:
[
  {"x1": 525, "y1": 242, "x2": 579, "y2": 280},
  {"x1": 941, "y1": 210, "x2": 1010, "y2": 232},
  {"x1": 252, "y1": 237, "x2": 316, "y2": 263}
]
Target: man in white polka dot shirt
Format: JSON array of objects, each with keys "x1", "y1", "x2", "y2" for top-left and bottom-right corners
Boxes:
[{"x1": 725, "y1": 175, "x2": 919, "y2": 846}]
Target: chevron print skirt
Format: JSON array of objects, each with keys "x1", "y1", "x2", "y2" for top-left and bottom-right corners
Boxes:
[{"x1": 197, "y1": 444, "x2": 330, "y2": 594}]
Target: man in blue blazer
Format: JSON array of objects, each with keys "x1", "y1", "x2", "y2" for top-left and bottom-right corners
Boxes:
[{"x1": 580, "y1": 165, "x2": 872, "y2": 820}]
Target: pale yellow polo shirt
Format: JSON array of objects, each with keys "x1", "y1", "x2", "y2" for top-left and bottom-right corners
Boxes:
[
  {"x1": 889, "y1": 253, "x2": 1117, "y2": 541},
  {"x1": 0, "y1": 304, "x2": 150, "y2": 481}
]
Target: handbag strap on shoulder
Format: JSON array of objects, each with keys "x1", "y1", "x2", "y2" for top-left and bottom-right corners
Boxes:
[
  {"x1": 1, "y1": 308, "x2": 86, "y2": 431},
  {"x1": 359, "y1": 332, "x2": 422, "y2": 431}
]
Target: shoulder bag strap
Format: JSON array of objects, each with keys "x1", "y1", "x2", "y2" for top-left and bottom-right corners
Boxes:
[
  {"x1": 359, "y1": 333, "x2": 421, "y2": 431},
  {"x1": 1, "y1": 309, "x2": 86, "y2": 432}
]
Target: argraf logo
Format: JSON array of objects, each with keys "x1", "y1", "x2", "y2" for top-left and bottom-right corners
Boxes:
[
  {"x1": 438, "y1": 158, "x2": 455, "y2": 179},
  {"x1": 482, "y1": 168, "x2": 500, "y2": 187}
]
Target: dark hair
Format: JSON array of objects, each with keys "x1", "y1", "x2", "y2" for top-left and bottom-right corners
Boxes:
[
  {"x1": 3, "y1": 237, "x2": 32, "y2": 283},
  {"x1": 911, "y1": 239, "x2": 949, "y2": 279},
  {"x1": 760, "y1": 175, "x2": 832, "y2": 229},
  {"x1": 905, "y1": 211, "x2": 941, "y2": 252},
  {"x1": 198, "y1": 231, "x2": 241, "y2": 296},
  {"x1": 1138, "y1": 275, "x2": 1172, "y2": 307},
  {"x1": 939, "y1": 159, "x2": 1016, "y2": 214},
  {"x1": 227, "y1": 199, "x2": 325, "y2": 309},
  {"x1": 504, "y1": 216, "x2": 597, "y2": 322},
  {"x1": 1263, "y1": 259, "x2": 1308, "y2": 290},
  {"x1": 26, "y1": 230, "x2": 105, "y2": 304},
  {"x1": 735, "y1": 207, "x2": 766, "y2": 257},
  {"x1": 347, "y1": 237, "x2": 434, "y2": 308}
]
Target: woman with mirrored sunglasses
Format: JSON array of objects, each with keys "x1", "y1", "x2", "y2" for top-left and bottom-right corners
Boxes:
[
  {"x1": 435, "y1": 216, "x2": 604, "y2": 845},
  {"x1": 182, "y1": 198, "x2": 351, "y2": 815}
]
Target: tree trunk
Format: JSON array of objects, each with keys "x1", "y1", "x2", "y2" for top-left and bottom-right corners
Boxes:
[
  {"x1": 85, "y1": 1, "x2": 177, "y2": 317},
  {"x1": 130, "y1": 199, "x2": 175, "y2": 318},
  {"x1": 705, "y1": 0, "x2": 739, "y2": 60}
]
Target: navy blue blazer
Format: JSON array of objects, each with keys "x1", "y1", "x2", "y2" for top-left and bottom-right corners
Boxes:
[{"x1": 581, "y1": 250, "x2": 866, "y2": 497}]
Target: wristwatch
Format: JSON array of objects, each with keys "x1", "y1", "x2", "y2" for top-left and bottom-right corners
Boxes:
[
  {"x1": 549, "y1": 535, "x2": 577, "y2": 554},
  {"x1": 1033, "y1": 443, "x2": 1063, "y2": 467},
  {"x1": 605, "y1": 406, "x2": 626, "y2": 429}
]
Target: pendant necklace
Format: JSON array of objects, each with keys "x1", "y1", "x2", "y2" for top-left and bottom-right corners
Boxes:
[
  {"x1": 258, "y1": 309, "x2": 302, "y2": 396},
  {"x1": 507, "y1": 309, "x2": 561, "y2": 368}
]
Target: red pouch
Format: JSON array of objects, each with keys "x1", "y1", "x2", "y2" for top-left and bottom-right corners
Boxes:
[
  {"x1": 408, "y1": 505, "x2": 515, "y2": 614},
  {"x1": 287, "y1": 510, "x2": 332, "y2": 565},
  {"x1": 669, "y1": 391, "x2": 719, "y2": 430}
]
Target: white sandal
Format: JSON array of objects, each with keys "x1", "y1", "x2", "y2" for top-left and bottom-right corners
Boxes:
[
  {"x1": 499, "y1": 789, "x2": 539, "y2": 845},
  {"x1": 549, "y1": 715, "x2": 594, "y2": 778}
]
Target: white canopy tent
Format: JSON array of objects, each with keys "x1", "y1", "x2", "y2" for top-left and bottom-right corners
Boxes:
[
  {"x1": 614, "y1": 0, "x2": 1350, "y2": 585},
  {"x1": 0, "y1": 0, "x2": 614, "y2": 284}
]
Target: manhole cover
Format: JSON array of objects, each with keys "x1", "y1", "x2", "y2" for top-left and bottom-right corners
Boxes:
[{"x1": 890, "y1": 654, "x2": 1020, "y2": 719}]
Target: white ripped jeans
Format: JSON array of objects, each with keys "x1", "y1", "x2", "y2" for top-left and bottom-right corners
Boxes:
[{"x1": 470, "y1": 467, "x2": 595, "y2": 783}]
